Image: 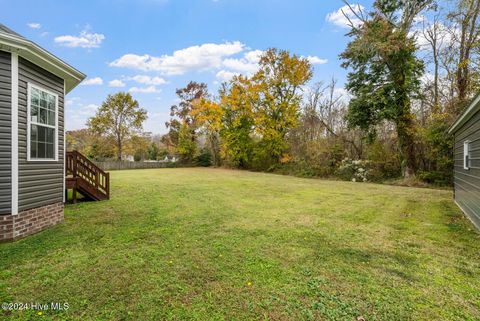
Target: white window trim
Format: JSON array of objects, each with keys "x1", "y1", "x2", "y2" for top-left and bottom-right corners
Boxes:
[
  {"x1": 464, "y1": 140, "x2": 470, "y2": 170},
  {"x1": 27, "y1": 83, "x2": 59, "y2": 162}
]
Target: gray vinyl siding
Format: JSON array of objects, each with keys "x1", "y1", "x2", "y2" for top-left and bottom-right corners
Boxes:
[
  {"x1": 18, "y1": 57, "x2": 64, "y2": 212},
  {"x1": 453, "y1": 108, "x2": 480, "y2": 228},
  {"x1": 0, "y1": 50, "x2": 11, "y2": 214}
]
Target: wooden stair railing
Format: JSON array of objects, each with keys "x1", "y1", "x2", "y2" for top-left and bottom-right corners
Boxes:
[{"x1": 66, "y1": 151, "x2": 110, "y2": 202}]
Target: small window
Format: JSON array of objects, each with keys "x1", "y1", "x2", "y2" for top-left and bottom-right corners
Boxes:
[
  {"x1": 464, "y1": 141, "x2": 470, "y2": 170},
  {"x1": 28, "y1": 84, "x2": 58, "y2": 161}
]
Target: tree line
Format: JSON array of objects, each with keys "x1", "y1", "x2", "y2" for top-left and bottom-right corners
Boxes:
[{"x1": 67, "y1": 0, "x2": 480, "y2": 185}]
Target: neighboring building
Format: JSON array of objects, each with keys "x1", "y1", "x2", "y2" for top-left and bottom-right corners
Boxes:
[
  {"x1": 162, "y1": 155, "x2": 177, "y2": 162},
  {"x1": 0, "y1": 24, "x2": 85, "y2": 241},
  {"x1": 448, "y1": 93, "x2": 480, "y2": 229},
  {"x1": 122, "y1": 154, "x2": 135, "y2": 162}
]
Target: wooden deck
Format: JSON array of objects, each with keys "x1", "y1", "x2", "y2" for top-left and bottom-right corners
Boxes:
[{"x1": 65, "y1": 151, "x2": 110, "y2": 203}]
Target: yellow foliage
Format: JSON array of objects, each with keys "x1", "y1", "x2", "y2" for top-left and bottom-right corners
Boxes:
[
  {"x1": 280, "y1": 153, "x2": 292, "y2": 164},
  {"x1": 191, "y1": 97, "x2": 224, "y2": 132}
]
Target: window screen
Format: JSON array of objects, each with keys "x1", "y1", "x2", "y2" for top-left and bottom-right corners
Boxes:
[
  {"x1": 464, "y1": 141, "x2": 470, "y2": 170},
  {"x1": 29, "y1": 85, "x2": 56, "y2": 160}
]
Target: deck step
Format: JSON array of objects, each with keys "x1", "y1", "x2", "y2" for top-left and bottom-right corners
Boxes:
[{"x1": 65, "y1": 151, "x2": 110, "y2": 203}]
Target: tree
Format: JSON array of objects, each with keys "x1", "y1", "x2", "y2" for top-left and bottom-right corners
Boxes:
[
  {"x1": 191, "y1": 97, "x2": 224, "y2": 166},
  {"x1": 218, "y1": 78, "x2": 256, "y2": 168},
  {"x1": 165, "y1": 81, "x2": 208, "y2": 148},
  {"x1": 146, "y1": 142, "x2": 160, "y2": 160},
  {"x1": 341, "y1": 0, "x2": 432, "y2": 177},
  {"x1": 126, "y1": 134, "x2": 150, "y2": 161},
  {"x1": 250, "y1": 48, "x2": 313, "y2": 165},
  {"x1": 177, "y1": 122, "x2": 197, "y2": 163},
  {"x1": 421, "y1": 13, "x2": 447, "y2": 113},
  {"x1": 66, "y1": 128, "x2": 115, "y2": 160},
  {"x1": 447, "y1": 0, "x2": 480, "y2": 109},
  {"x1": 88, "y1": 92, "x2": 147, "y2": 160}
]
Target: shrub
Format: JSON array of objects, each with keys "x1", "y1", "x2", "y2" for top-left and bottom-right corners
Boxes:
[
  {"x1": 196, "y1": 149, "x2": 212, "y2": 167},
  {"x1": 416, "y1": 113, "x2": 453, "y2": 186},
  {"x1": 336, "y1": 158, "x2": 371, "y2": 182},
  {"x1": 134, "y1": 152, "x2": 142, "y2": 162},
  {"x1": 418, "y1": 170, "x2": 452, "y2": 186}
]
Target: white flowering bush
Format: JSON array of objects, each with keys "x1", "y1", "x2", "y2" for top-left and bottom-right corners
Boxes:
[{"x1": 336, "y1": 158, "x2": 371, "y2": 182}]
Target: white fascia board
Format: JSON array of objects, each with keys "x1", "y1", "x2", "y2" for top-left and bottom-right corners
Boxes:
[
  {"x1": 63, "y1": 79, "x2": 66, "y2": 203},
  {"x1": 448, "y1": 93, "x2": 480, "y2": 134},
  {"x1": 11, "y1": 53, "x2": 18, "y2": 215},
  {"x1": 0, "y1": 33, "x2": 86, "y2": 93}
]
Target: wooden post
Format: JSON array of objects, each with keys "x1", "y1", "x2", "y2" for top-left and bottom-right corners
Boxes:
[
  {"x1": 72, "y1": 186, "x2": 77, "y2": 204},
  {"x1": 106, "y1": 172, "x2": 110, "y2": 199},
  {"x1": 95, "y1": 168, "x2": 99, "y2": 189},
  {"x1": 72, "y1": 152, "x2": 77, "y2": 178}
]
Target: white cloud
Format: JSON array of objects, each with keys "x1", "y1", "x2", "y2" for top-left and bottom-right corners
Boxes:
[
  {"x1": 326, "y1": 4, "x2": 364, "y2": 29},
  {"x1": 81, "y1": 77, "x2": 103, "y2": 86},
  {"x1": 410, "y1": 20, "x2": 455, "y2": 51},
  {"x1": 128, "y1": 75, "x2": 167, "y2": 85},
  {"x1": 129, "y1": 86, "x2": 160, "y2": 93},
  {"x1": 83, "y1": 103, "x2": 99, "y2": 113},
  {"x1": 333, "y1": 87, "x2": 351, "y2": 103},
  {"x1": 65, "y1": 98, "x2": 99, "y2": 130},
  {"x1": 216, "y1": 70, "x2": 239, "y2": 82},
  {"x1": 222, "y1": 49, "x2": 263, "y2": 74},
  {"x1": 144, "y1": 111, "x2": 170, "y2": 134},
  {"x1": 305, "y1": 56, "x2": 328, "y2": 65},
  {"x1": 420, "y1": 72, "x2": 435, "y2": 84},
  {"x1": 27, "y1": 23, "x2": 41, "y2": 29},
  {"x1": 110, "y1": 41, "x2": 245, "y2": 75},
  {"x1": 55, "y1": 30, "x2": 105, "y2": 48},
  {"x1": 66, "y1": 97, "x2": 81, "y2": 106},
  {"x1": 216, "y1": 50, "x2": 327, "y2": 81},
  {"x1": 108, "y1": 79, "x2": 126, "y2": 88}
]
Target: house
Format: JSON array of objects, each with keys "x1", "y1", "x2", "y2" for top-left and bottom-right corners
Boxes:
[
  {"x1": 122, "y1": 154, "x2": 135, "y2": 162},
  {"x1": 0, "y1": 24, "x2": 85, "y2": 241},
  {"x1": 448, "y1": 93, "x2": 480, "y2": 229}
]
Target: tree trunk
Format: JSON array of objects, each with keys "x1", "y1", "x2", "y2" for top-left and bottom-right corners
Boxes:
[
  {"x1": 396, "y1": 111, "x2": 417, "y2": 178},
  {"x1": 209, "y1": 134, "x2": 217, "y2": 166},
  {"x1": 117, "y1": 135, "x2": 122, "y2": 161},
  {"x1": 457, "y1": 64, "x2": 469, "y2": 109},
  {"x1": 433, "y1": 44, "x2": 439, "y2": 113}
]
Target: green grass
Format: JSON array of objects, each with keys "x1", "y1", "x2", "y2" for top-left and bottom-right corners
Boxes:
[{"x1": 1, "y1": 168, "x2": 480, "y2": 320}]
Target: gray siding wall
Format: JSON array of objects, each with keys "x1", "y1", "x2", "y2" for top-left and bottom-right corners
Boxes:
[
  {"x1": 0, "y1": 50, "x2": 11, "y2": 214},
  {"x1": 18, "y1": 57, "x2": 64, "y2": 212},
  {"x1": 454, "y1": 108, "x2": 480, "y2": 228}
]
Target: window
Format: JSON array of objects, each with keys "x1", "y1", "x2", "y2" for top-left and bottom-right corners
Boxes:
[
  {"x1": 28, "y1": 84, "x2": 58, "y2": 161},
  {"x1": 464, "y1": 141, "x2": 470, "y2": 170}
]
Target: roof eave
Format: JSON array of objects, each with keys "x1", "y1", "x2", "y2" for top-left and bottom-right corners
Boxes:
[
  {"x1": 448, "y1": 92, "x2": 480, "y2": 134},
  {"x1": 0, "y1": 32, "x2": 86, "y2": 94}
]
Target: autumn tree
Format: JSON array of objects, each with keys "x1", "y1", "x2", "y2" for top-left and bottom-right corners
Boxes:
[
  {"x1": 447, "y1": 0, "x2": 480, "y2": 110},
  {"x1": 126, "y1": 134, "x2": 150, "y2": 161},
  {"x1": 164, "y1": 81, "x2": 208, "y2": 162},
  {"x1": 66, "y1": 128, "x2": 115, "y2": 160},
  {"x1": 191, "y1": 97, "x2": 224, "y2": 166},
  {"x1": 218, "y1": 78, "x2": 256, "y2": 168},
  {"x1": 88, "y1": 92, "x2": 147, "y2": 160},
  {"x1": 165, "y1": 81, "x2": 208, "y2": 146},
  {"x1": 250, "y1": 48, "x2": 313, "y2": 166},
  {"x1": 341, "y1": 0, "x2": 432, "y2": 177},
  {"x1": 177, "y1": 122, "x2": 197, "y2": 163}
]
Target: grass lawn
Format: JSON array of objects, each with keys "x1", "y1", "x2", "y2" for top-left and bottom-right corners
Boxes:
[{"x1": 1, "y1": 168, "x2": 480, "y2": 320}]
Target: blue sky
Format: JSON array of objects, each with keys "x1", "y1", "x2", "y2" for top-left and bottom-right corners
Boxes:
[{"x1": 1, "y1": 0, "x2": 370, "y2": 134}]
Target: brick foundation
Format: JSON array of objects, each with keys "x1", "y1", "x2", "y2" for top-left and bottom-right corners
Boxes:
[{"x1": 0, "y1": 202, "x2": 64, "y2": 242}]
